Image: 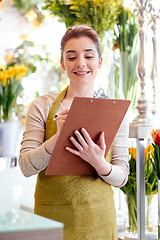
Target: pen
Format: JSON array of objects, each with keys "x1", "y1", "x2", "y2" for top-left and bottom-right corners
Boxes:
[{"x1": 53, "y1": 115, "x2": 58, "y2": 120}]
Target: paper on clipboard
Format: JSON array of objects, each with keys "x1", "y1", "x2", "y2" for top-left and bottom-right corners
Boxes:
[{"x1": 45, "y1": 97, "x2": 130, "y2": 175}]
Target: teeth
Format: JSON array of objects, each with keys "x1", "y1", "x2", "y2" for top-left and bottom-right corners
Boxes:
[{"x1": 75, "y1": 72, "x2": 88, "y2": 75}]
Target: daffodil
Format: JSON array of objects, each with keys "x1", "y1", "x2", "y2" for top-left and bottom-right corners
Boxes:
[{"x1": 0, "y1": 64, "x2": 28, "y2": 121}]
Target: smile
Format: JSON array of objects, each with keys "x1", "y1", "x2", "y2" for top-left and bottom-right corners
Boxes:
[{"x1": 74, "y1": 71, "x2": 90, "y2": 75}]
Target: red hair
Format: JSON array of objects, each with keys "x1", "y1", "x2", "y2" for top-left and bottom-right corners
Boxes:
[{"x1": 61, "y1": 25, "x2": 102, "y2": 60}]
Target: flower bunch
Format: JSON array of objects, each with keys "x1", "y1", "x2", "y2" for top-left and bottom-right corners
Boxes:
[
  {"x1": 70, "y1": 0, "x2": 123, "y2": 40},
  {"x1": 151, "y1": 129, "x2": 160, "y2": 180},
  {"x1": 0, "y1": 64, "x2": 28, "y2": 122},
  {"x1": 44, "y1": 0, "x2": 123, "y2": 40},
  {"x1": 121, "y1": 145, "x2": 158, "y2": 234},
  {"x1": 121, "y1": 145, "x2": 158, "y2": 196}
]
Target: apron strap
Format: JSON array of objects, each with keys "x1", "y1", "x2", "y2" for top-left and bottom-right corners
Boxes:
[{"x1": 47, "y1": 86, "x2": 68, "y2": 120}]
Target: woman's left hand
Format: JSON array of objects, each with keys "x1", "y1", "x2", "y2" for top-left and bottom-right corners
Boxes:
[{"x1": 65, "y1": 128, "x2": 111, "y2": 175}]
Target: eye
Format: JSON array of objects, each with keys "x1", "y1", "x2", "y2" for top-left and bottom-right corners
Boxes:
[
  {"x1": 68, "y1": 57, "x2": 76, "y2": 61},
  {"x1": 85, "y1": 56, "x2": 94, "y2": 59}
]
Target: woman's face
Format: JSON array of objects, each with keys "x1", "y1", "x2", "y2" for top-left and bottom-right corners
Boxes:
[{"x1": 60, "y1": 37, "x2": 102, "y2": 87}]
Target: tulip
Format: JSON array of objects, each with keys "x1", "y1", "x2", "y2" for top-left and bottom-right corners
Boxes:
[{"x1": 151, "y1": 129, "x2": 160, "y2": 180}]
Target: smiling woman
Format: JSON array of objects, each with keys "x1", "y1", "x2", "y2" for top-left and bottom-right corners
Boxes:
[
  {"x1": 60, "y1": 37, "x2": 102, "y2": 90},
  {"x1": 19, "y1": 25, "x2": 129, "y2": 240}
]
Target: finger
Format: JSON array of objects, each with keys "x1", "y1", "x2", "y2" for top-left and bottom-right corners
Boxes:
[
  {"x1": 60, "y1": 108, "x2": 69, "y2": 115},
  {"x1": 99, "y1": 132, "x2": 106, "y2": 150},
  {"x1": 65, "y1": 146, "x2": 80, "y2": 156},
  {"x1": 81, "y1": 128, "x2": 93, "y2": 145},
  {"x1": 74, "y1": 130, "x2": 88, "y2": 147},
  {"x1": 56, "y1": 115, "x2": 67, "y2": 121},
  {"x1": 70, "y1": 136, "x2": 83, "y2": 151}
]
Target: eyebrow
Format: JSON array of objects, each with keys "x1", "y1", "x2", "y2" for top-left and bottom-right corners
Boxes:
[{"x1": 66, "y1": 49, "x2": 96, "y2": 54}]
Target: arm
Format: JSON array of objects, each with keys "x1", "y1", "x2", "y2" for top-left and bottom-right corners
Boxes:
[
  {"x1": 19, "y1": 96, "x2": 52, "y2": 177},
  {"x1": 19, "y1": 94, "x2": 69, "y2": 177},
  {"x1": 99, "y1": 115, "x2": 129, "y2": 187}
]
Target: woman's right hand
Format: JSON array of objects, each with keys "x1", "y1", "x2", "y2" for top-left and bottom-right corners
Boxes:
[{"x1": 45, "y1": 108, "x2": 69, "y2": 155}]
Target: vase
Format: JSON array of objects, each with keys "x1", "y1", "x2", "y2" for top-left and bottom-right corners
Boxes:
[
  {"x1": 119, "y1": 50, "x2": 139, "y2": 102},
  {"x1": 124, "y1": 194, "x2": 158, "y2": 240},
  {"x1": 0, "y1": 121, "x2": 20, "y2": 158},
  {"x1": 158, "y1": 179, "x2": 160, "y2": 240}
]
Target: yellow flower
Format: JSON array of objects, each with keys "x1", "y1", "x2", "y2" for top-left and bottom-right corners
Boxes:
[
  {"x1": 0, "y1": 1, "x2": 5, "y2": 10},
  {"x1": 0, "y1": 64, "x2": 28, "y2": 85},
  {"x1": 32, "y1": 21, "x2": 42, "y2": 28},
  {"x1": 5, "y1": 54, "x2": 14, "y2": 64},
  {"x1": 0, "y1": 71, "x2": 8, "y2": 87},
  {"x1": 129, "y1": 145, "x2": 154, "y2": 162},
  {"x1": 9, "y1": 0, "x2": 14, "y2": 5},
  {"x1": 129, "y1": 147, "x2": 136, "y2": 160},
  {"x1": 145, "y1": 145, "x2": 154, "y2": 161},
  {"x1": 13, "y1": 64, "x2": 28, "y2": 80},
  {"x1": 20, "y1": 34, "x2": 28, "y2": 40},
  {"x1": 25, "y1": 10, "x2": 37, "y2": 22},
  {"x1": 128, "y1": 11, "x2": 131, "y2": 20},
  {"x1": 7, "y1": 66, "x2": 17, "y2": 78}
]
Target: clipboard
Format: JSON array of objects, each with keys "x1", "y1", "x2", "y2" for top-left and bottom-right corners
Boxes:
[{"x1": 45, "y1": 97, "x2": 130, "y2": 175}]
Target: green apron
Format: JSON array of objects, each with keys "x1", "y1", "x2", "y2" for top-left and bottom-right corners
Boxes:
[{"x1": 34, "y1": 88, "x2": 118, "y2": 240}]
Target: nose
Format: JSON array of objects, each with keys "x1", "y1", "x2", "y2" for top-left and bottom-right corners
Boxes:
[{"x1": 76, "y1": 56, "x2": 86, "y2": 68}]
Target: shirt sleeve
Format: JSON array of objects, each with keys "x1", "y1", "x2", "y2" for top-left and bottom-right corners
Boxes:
[
  {"x1": 99, "y1": 114, "x2": 129, "y2": 188},
  {"x1": 19, "y1": 95, "x2": 55, "y2": 177}
]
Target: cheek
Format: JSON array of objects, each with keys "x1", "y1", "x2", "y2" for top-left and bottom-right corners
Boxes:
[
  {"x1": 63, "y1": 61, "x2": 72, "y2": 72},
  {"x1": 91, "y1": 61, "x2": 100, "y2": 71}
]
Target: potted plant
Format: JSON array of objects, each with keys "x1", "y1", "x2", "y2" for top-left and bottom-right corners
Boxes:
[
  {"x1": 121, "y1": 145, "x2": 158, "y2": 239},
  {"x1": 0, "y1": 64, "x2": 28, "y2": 158}
]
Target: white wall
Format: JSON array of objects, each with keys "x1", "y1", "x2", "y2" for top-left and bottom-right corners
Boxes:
[{"x1": 0, "y1": 1, "x2": 65, "y2": 211}]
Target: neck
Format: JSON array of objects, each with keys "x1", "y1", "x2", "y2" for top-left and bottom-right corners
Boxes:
[{"x1": 65, "y1": 84, "x2": 94, "y2": 101}]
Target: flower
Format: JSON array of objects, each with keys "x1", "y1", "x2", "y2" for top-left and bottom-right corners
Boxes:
[
  {"x1": 151, "y1": 129, "x2": 160, "y2": 146},
  {"x1": 121, "y1": 145, "x2": 158, "y2": 234},
  {"x1": 44, "y1": 0, "x2": 123, "y2": 41},
  {"x1": 121, "y1": 145, "x2": 157, "y2": 196},
  {"x1": 25, "y1": 10, "x2": 37, "y2": 21},
  {"x1": 151, "y1": 128, "x2": 160, "y2": 180},
  {"x1": 0, "y1": 64, "x2": 28, "y2": 121},
  {"x1": 129, "y1": 147, "x2": 136, "y2": 160}
]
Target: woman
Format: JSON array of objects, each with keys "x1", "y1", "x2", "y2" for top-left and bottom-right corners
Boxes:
[{"x1": 19, "y1": 25, "x2": 129, "y2": 240}]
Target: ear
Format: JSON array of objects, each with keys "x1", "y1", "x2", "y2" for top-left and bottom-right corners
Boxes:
[
  {"x1": 60, "y1": 59, "x2": 65, "y2": 71},
  {"x1": 98, "y1": 57, "x2": 103, "y2": 69}
]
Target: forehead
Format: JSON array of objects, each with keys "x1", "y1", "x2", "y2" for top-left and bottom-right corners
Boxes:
[{"x1": 63, "y1": 37, "x2": 97, "y2": 53}]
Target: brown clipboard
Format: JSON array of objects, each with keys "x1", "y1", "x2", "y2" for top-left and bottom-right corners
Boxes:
[{"x1": 45, "y1": 97, "x2": 130, "y2": 175}]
